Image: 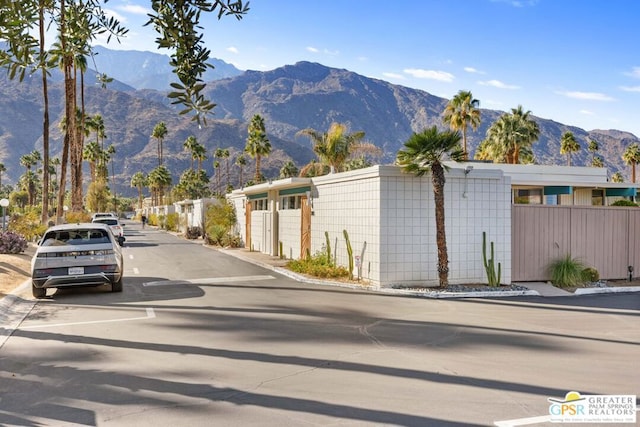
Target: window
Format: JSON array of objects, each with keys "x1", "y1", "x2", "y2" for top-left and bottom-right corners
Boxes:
[
  {"x1": 514, "y1": 188, "x2": 543, "y2": 204},
  {"x1": 280, "y1": 195, "x2": 302, "y2": 210},
  {"x1": 592, "y1": 189, "x2": 604, "y2": 206},
  {"x1": 251, "y1": 198, "x2": 268, "y2": 211}
]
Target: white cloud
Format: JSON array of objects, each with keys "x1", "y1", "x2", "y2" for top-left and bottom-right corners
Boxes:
[
  {"x1": 382, "y1": 72, "x2": 405, "y2": 80},
  {"x1": 464, "y1": 67, "x2": 485, "y2": 74},
  {"x1": 306, "y1": 46, "x2": 319, "y2": 53},
  {"x1": 620, "y1": 85, "x2": 640, "y2": 92},
  {"x1": 117, "y1": 4, "x2": 150, "y2": 15},
  {"x1": 226, "y1": 46, "x2": 239, "y2": 54},
  {"x1": 580, "y1": 110, "x2": 595, "y2": 115},
  {"x1": 102, "y1": 8, "x2": 127, "y2": 23},
  {"x1": 624, "y1": 67, "x2": 640, "y2": 79},
  {"x1": 404, "y1": 68, "x2": 454, "y2": 82},
  {"x1": 478, "y1": 79, "x2": 520, "y2": 90},
  {"x1": 556, "y1": 91, "x2": 614, "y2": 101}
]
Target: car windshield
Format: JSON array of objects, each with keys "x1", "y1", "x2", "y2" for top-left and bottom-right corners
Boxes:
[
  {"x1": 41, "y1": 229, "x2": 111, "y2": 246},
  {"x1": 94, "y1": 219, "x2": 119, "y2": 226}
]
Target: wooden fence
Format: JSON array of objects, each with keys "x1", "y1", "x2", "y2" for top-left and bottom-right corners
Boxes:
[{"x1": 511, "y1": 205, "x2": 640, "y2": 281}]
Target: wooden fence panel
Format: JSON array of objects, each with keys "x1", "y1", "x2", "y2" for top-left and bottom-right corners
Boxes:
[{"x1": 512, "y1": 205, "x2": 640, "y2": 282}]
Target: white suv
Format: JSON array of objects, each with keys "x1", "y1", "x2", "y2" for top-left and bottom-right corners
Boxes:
[{"x1": 31, "y1": 223, "x2": 124, "y2": 298}]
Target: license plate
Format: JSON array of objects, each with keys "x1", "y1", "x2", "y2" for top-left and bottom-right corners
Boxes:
[{"x1": 69, "y1": 267, "x2": 84, "y2": 275}]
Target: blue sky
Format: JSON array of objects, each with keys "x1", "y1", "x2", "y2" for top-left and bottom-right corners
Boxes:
[{"x1": 97, "y1": 0, "x2": 640, "y2": 138}]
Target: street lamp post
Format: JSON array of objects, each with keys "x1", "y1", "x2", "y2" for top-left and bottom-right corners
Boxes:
[{"x1": 0, "y1": 198, "x2": 9, "y2": 231}]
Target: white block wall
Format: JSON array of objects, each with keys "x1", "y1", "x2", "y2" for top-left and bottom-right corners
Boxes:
[{"x1": 278, "y1": 210, "x2": 301, "y2": 260}]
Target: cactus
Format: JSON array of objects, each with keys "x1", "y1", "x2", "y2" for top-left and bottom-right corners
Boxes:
[
  {"x1": 324, "y1": 231, "x2": 332, "y2": 265},
  {"x1": 344, "y1": 229, "x2": 354, "y2": 280},
  {"x1": 482, "y1": 231, "x2": 501, "y2": 286}
]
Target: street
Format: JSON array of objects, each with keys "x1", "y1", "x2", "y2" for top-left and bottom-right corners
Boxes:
[{"x1": 0, "y1": 223, "x2": 638, "y2": 426}]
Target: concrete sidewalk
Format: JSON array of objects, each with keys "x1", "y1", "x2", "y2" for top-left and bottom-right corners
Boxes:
[{"x1": 216, "y1": 247, "x2": 585, "y2": 298}]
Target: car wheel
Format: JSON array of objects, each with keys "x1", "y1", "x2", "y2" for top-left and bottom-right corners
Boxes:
[
  {"x1": 32, "y1": 283, "x2": 46, "y2": 298},
  {"x1": 112, "y1": 277, "x2": 123, "y2": 293}
]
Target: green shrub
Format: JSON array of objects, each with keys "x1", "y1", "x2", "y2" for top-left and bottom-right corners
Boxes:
[
  {"x1": 164, "y1": 212, "x2": 179, "y2": 231},
  {"x1": 9, "y1": 210, "x2": 47, "y2": 241},
  {"x1": 611, "y1": 199, "x2": 638, "y2": 207},
  {"x1": 287, "y1": 249, "x2": 349, "y2": 279},
  {"x1": 204, "y1": 199, "x2": 237, "y2": 247},
  {"x1": 582, "y1": 267, "x2": 600, "y2": 282},
  {"x1": 548, "y1": 254, "x2": 589, "y2": 287}
]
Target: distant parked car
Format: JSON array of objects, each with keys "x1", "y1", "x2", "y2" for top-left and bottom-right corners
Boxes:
[
  {"x1": 92, "y1": 217, "x2": 126, "y2": 246},
  {"x1": 31, "y1": 223, "x2": 124, "y2": 298},
  {"x1": 91, "y1": 212, "x2": 117, "y2": 221}
]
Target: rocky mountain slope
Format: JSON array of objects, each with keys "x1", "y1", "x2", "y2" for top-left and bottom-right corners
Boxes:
[{"x1": 0, "y1": 56, "x2": 637, "y2": 197}]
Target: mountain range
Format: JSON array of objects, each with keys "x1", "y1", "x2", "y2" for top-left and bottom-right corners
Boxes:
[{"x1": 0, "y1": 47, "x2": 637, "y2": 198}]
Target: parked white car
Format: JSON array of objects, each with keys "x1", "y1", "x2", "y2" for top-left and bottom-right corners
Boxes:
[
  {"x1": 91, "y1": 212, "x2": 118, "y2": 221},
  {"x1": 31, "y1": 223, "x2": 124, "y2": 298},
  {"x1": 92, "y1": 217, "x2": 126, "y2": 246}
]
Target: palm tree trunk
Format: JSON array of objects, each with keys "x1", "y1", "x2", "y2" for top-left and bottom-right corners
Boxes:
[
  {"x1": 431, "y1": 164, "x2": 449, "y2": 287},
  {"x1": 255, "y1": 155, "x2": 261, "y2": 182},
  {"x1": 39, "y1": 2, "x2": 50, "y2": 225}
]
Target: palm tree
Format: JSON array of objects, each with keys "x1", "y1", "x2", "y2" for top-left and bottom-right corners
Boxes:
[
  {"x1": 183, "y1": 136, "x2": 198, "y2": 170},
  {"x1": 560, "y1": 131, "x2": 580, "y2": 166},
  {"x1": 396, "y1": 126, "x2": 465, "y2": 288},
  {"x1": 221, "y1": 148, "x2": 230, "y2": 187},
  {"x1": 297, "y1": 122, "x2": 379, "y2": 173},
  {"x1": 244, "y1": 114, "x2": 271, "y2": 183},
  {"x1": 588, "y1": 138, "x2": 599, "y2": 165},
  {"x1": 148, "y1": 165, "x2": 172, "y2": 206},
  {"x1": 83, "y1": 140, "x2": 102, "y2": 181},
  {"x1": 622, "y1": 143, "x2": 640, "y2": 183},
  {"x1": 192, "y1": 143, "x2": 207, "y2": 172},
  {"x1": 152, "y1": 122, "x2": 168, "y2": 166},
  {"x1": 611, "y1": 172, "x2": 624, "y2": 183},
  {"x1": 478, "y1": 105, "x2": 539, "y2": 164},
  {"x1": 235, "y1": 154, "x2": 247, "y2": 188},
  {"x1": 592, "y1": 156, "x2": 604, "y2": 168},
  {"x1": 131, "y1": 171, "x2": 148, "y2": 209},
  {"x1": 0, "y1": 163, "x2": 5, "y2": 189},
  {"x1": 279, "y1": 160, "x2": 299, "y2": 178},
  {"x1": 442, "y1": 90, "x2": 481, "y2": 160}
]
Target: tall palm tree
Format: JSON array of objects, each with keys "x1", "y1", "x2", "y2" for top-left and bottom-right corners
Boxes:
[
  {"x1": 0, "y1": 163, "x2": 5, "y2": 190},
  {"x1": 442, "y1": 90, "x2": 481, "y2": 160},
  {"x1": 396, "y1": 126, "x2": 465, "y2": 288},
  {"x1": 131, "y1": 171, "x2": 148, "y2": 209},
  {"x1": 83, "y1": 140, "x2": 102, "y2": 181},
  {"x1": 152, "y1": 121, "x2": 168, "y2": 166},
  {"x1": 244, "y1": 114, "x2": 271, "y2": 183},
  {"x1": 192, "y1": 142, "x2": 207, "y2": 172},
  {"x1": 221, "y1": 148, "x2": 230, "y2": 187},
  {"x1": 183, "y1": 136, "x2": 198, "y2": 170},
  {"x1": 297, "y1": 122, "x2": 378, "y2": 174},
  {"x1": 588, "y1": 138, "x2": 599, "y2": 165},
  {"x1": 622, "y1": 143, "x2": 640, "y2": 183},
  {"x1": 148, "y1": 165, "x2": 172, "y2": 206},
  {"x1": 560, "y1": 131, "x2": 580, "y2": 166},
  {"x1": 235, "y1": 154, "x2": 247, "y2": 188}
]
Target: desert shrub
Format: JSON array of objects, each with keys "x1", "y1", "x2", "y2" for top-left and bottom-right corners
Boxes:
[
  {"x1": 221, "y1": 232, "x2": 243, "y2": 248},
  {"x1": 548, "y1": 254, "x2": 589, "y2": 288},
  {"x1": 582, "y1": 267, "x2": 600, "y2": 282},
  {"x1": 164, "y1": 212, "x2": 179, "y2": 231},
  {"x1": 66, "y1": 211, "x2": 91, "y2": 223},
  {"x1": 0, "y1": 231, "x2": 28, "y2": 254},
  {"x1": 147, "y1": 213, "x2": 159, "y2": 226},
  {"x1": 8, "y1": 210, "x2": 47, "y2": 241},
  {"x1": 186, "y1": 226, "x2": 202, "y2": 239},
  {"x1": 287, "y1": 249, "x2": 350, "y2": 279},
  {"x1": 611, "y1": 199, "x2": 638, "y2": 207},
  {"x1": 204, "y1": 199, "x2": 237, "y2": 247}
]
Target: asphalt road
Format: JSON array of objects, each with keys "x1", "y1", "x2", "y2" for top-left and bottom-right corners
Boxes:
[{"x1": 0, "y1": 224, "x2": 638, "y2": 426}]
